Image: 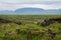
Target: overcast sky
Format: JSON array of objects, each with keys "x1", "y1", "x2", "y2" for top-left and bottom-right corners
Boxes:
[{"x1": 0, "y1": 0, "x2": 61, "y2": 11}]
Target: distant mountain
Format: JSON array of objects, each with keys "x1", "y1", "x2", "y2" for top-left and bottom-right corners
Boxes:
[
  {"x1": 15, "y1": 8, "x2": 61, "y2": 13},
  {"x1": 46, "y1": 9, "x2": 61, "y2": 13},
  {"x1": 0, "y1": 10, "x2": 14, "y2": 14},
  {"x1": 15, "y1": 8, "x2": 44, "y2": 13},
  {"x1": 0, "y1": 8, "x2": 61, "y2": 14}
]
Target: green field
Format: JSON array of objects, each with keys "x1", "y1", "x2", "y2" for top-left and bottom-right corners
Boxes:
[{"x1": 0, "y1": 15, "x2": 61, "y2": 40}]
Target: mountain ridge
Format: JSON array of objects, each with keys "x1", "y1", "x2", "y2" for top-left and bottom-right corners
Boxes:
[{"x1": 0, "y1": 8, "x2": 61, "y2": 14}]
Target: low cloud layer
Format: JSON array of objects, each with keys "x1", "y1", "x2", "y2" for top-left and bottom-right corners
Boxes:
[{"x1": 0, "y1": 0, "x2": 61, "y2": 10}]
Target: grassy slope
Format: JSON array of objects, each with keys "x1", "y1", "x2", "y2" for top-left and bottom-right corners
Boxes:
[{"x1": 0, "y1": 15, "x2": 61, "y2": 40}]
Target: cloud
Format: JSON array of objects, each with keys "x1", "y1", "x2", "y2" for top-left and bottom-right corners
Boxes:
[
  {"x1": 0, "y1": 0, "x2": 61, "y2": 4},
  {"x1": 0, "y1": 0, "x2": 61, "y2": 10},
  {"x1": 0, "y1": 4, "x2": 61, "y2": 10}
]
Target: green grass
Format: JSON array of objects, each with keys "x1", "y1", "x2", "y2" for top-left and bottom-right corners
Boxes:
[{"x1": 0, "y1": 15, "x2": 61, "y2": 40}]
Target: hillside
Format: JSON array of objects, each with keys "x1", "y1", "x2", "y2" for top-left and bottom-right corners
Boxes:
[{"x1": 0, "y1": 15, "x2": 61, "y2": 40}]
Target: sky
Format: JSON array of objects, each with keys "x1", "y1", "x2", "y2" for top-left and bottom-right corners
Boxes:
[{"x1": 0, "y1": 0, "x2": 61, "y2": 11}]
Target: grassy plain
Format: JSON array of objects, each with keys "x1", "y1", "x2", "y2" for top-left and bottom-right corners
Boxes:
[{"x1": 0, "y1": 15, "x2": 61, "y2": 40}]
